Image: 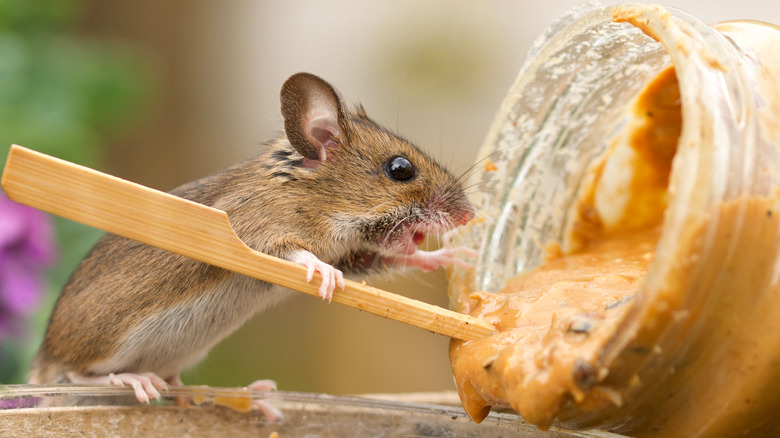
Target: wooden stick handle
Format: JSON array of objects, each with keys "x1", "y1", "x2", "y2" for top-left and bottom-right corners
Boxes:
[{"x1": 1, "y1": 145, "x2": 495, "y2": 341}]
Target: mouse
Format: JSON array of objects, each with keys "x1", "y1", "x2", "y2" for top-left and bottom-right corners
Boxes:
[{"x1": 27, "y1": 72, "x2": 476, "y2": 418}]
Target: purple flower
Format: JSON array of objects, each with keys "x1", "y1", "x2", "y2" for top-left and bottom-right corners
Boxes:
[
  {"x1": 0, "y1": 192, "x2": 56, "y2": 339},
  {"x1": 0, "y1": 397, "x2": 40, "y2": 409}
]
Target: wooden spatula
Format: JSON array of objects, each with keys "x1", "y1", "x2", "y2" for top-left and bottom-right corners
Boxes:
[{"x1": 1, "y1": 145, "x2": 495, "y2": 341}]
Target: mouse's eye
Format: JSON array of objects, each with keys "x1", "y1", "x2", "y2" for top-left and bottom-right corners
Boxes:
[{"x1": 385, "y1": 156, "x2": 415, "y2": 182}]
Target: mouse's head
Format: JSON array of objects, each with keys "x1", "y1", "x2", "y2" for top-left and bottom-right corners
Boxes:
[{"x1": 281, "y1": 72, "x2": 474, "y2": 257}]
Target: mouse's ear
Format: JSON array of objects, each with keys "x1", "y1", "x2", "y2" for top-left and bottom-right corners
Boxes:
[{"x1": 281, "y1": 73, "x2": 347, "y2": 168}]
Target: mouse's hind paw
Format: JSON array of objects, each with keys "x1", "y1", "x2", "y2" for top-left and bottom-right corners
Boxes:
[{"x1": 67, "y1": 371, "x2": 169, "y2": 403}]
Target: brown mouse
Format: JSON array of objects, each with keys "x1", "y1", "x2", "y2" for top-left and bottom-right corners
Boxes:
[{"x1": 27, "y1": 73, "x2": 475, "y2": 416}]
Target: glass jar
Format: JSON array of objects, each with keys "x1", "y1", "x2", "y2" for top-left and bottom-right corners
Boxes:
[
  {"x1": 449, "y1": 2, "x2": 780, "y2": 436},
  {"x1": 0, "y1": 385, "x2": 620, "y2": 437}
]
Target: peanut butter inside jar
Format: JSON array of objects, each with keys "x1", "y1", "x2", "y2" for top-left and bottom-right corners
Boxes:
[{"x1": 448, "y1": 4, "x2": 780, "y2": 437}]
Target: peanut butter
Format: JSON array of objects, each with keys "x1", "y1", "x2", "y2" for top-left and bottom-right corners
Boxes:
[
  {"x1": 450, "y1": 65, "x2": 682, "y2": 429},
  {"x1": 450, "y1": 228, "x2": 655, "y2": 427}
]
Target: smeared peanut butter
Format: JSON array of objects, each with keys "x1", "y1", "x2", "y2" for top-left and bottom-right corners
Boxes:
[
  {"x1": 450, "y1": 67, "x2": 681, "y2": 428},
  {"x1": 450, "y1": 229, "x2": 655, "y2": 426}
]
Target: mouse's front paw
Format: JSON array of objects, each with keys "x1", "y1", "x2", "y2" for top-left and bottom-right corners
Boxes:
[
  {"x1": 395, "y1": 228, "x2": 476, "y2": 271},
  {"x1": 432, "y1": 229, "x2": 478, "y2": 269},
  {"x1": 289, "y1": 249, "x2": 345, "y2": 301},
  {"x1": 406, "y1": 245, "x2": 476, "y2": 271}
]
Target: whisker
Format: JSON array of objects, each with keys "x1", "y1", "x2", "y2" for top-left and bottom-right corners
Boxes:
[
  {"x1": 450, "y1": 147, "x2": 511, "y2": 186},
  {"x1": 445, "y1": 142, "x2": 525, "y2": 199},
  {"x1": 472, "y1": 209, "x2": 497, "y2": 227},
  {"x1": 381, "y1": 214, "x2": 413, "y2": 246}
]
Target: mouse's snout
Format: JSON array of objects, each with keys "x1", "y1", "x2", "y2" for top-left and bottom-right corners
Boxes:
[{"x1": 457, "y1": 209, "x2": 475, "y2": 226}]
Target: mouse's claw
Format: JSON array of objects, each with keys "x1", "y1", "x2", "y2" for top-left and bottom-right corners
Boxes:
[
  {"x1": 67, "y1": 371, "x2": 168, "y2": 403},
  {"x1": 289, "y1": 249, "x2": 344, "y2": 302},
  {"x1": 247, "y1": 379, "x2": 283, "y2": 421},
  {"x1": 404, "y1": 246, "x2": 474, "y2": 271}
]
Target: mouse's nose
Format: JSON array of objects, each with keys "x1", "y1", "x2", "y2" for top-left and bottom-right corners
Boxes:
[{"x1": 458, "y1": 209, "x2": 475, "y2": 226}]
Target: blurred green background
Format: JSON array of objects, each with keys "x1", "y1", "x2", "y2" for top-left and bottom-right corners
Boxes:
[
  {"x1": 0, "y1": 0, "x2": 152, "y2": 383},
  {"x1": 1, "y1": 0, "x2": 777, "y2": 395}
]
